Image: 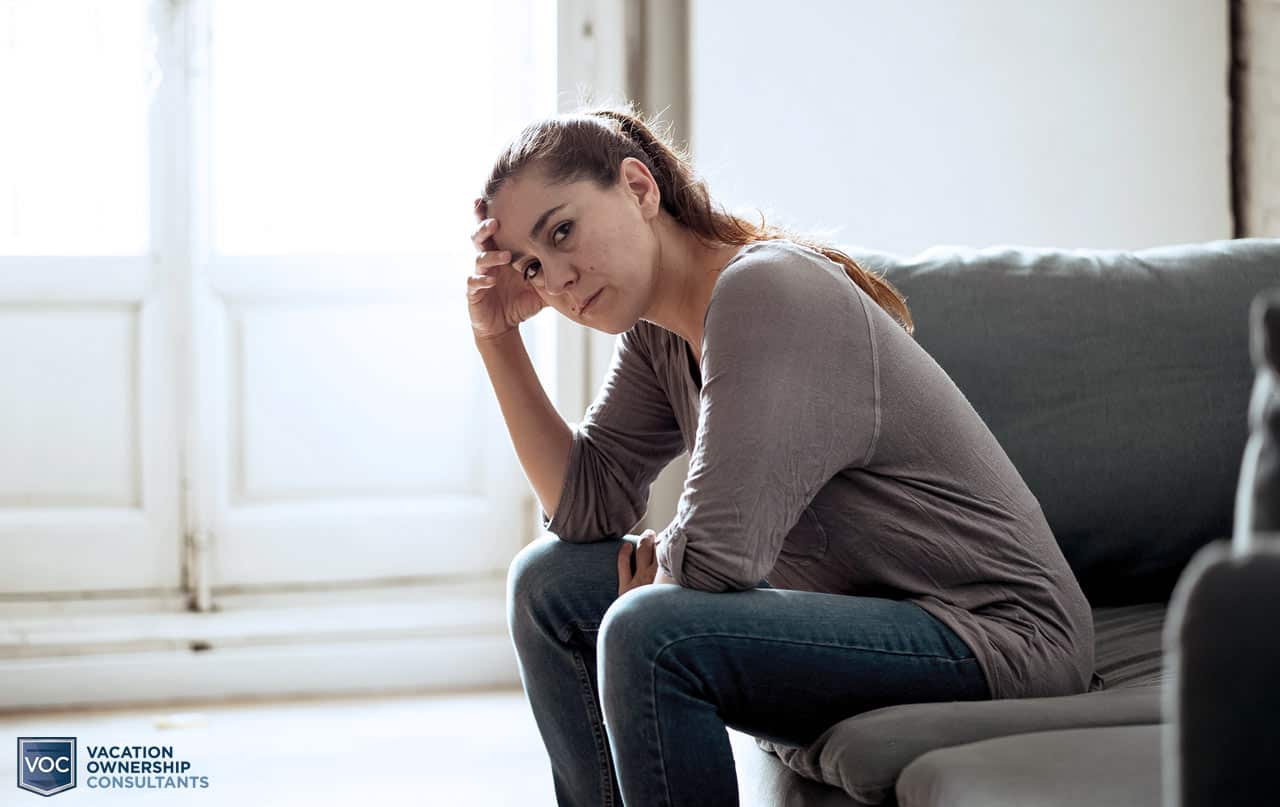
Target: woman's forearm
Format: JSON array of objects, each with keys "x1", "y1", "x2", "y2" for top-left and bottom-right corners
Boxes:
[{"x1": 474, "y1": 328, "x2": 573, "y2": 523}]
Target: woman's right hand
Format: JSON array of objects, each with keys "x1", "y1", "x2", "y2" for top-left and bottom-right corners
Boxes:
[{"x1": 468, "y1": 198, "x2": 547, "y2": 342}]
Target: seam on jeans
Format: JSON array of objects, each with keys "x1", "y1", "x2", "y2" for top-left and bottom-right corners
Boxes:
[
  {"x1": 651, "y1": 649, "x2": 677, "y2": 807},
  {"x1": 656, "y1": 631, "x2": 978, "y2": 662},
  {"x1": 571, "y1": 645, "x2": 616, "y2": 807}
]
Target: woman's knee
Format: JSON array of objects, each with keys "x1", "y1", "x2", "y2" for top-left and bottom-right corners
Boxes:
[
  {"x1": 596, "y1": 587, "x2": 692, "y2": 727},
  {"x1": 506, "y1": 533, "x2": 633, "y2": 639},
  {"x1": 598, "y1": 585, "x2": 679, "y2": 668},
  {"x1": 506, "y1": 535, "x2": 566, "y2": 620}
]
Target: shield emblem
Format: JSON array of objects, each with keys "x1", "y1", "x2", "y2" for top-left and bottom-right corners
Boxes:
[{"x1": 17, "y1": 737, "x2": 77, "y2": 796}]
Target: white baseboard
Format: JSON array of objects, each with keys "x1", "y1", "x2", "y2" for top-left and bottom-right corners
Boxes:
[{"x1": 0, "y1": 578, "x2": 521, "y2": 711}]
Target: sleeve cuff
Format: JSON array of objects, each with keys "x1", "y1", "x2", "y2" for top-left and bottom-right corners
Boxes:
[{"x1": 656, "y1": 521, "x2": 688, "y2": 586}]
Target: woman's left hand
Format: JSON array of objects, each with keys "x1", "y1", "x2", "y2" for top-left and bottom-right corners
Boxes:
[{"x1": 617, "y1": 530, "x2": 678, "y2": 596}]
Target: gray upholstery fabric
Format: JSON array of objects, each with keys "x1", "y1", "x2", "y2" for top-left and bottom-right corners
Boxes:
[
  {"x1": 754, "y1": 685, "x2": 1162, "y2": 805},
  {"x1": 895, "y1": 725, "x2": 1165, "y2": 807},
  {"x1": 842, "y1": 238, "x2": 1280, "y2": 606},
  {"x1": 1164, "y1": 539, "x2": 1280, "y2": 805},
  {"x1": 730, "y1": 728, "x2": 857, "y2": 807},
  {"x1": 1090, "y1": 602, "x2": 1168, "y2": 690}
]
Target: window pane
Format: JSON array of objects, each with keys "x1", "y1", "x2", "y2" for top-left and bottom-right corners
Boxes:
[
  {"x1": 0, "y1": 0, "x2": 152, "y2": 256},
  {"x1": 210, "y1": 0, "x2": 555, "y2": 256}
]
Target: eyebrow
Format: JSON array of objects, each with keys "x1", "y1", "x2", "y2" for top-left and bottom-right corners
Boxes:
[{"x1": 507, "y1": 203, "x2": 567, "y2": 264}]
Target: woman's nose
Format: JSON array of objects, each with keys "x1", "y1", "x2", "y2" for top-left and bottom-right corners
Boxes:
[{"x1": 542, "y1": 263, "x2": 579, "y2": 297}]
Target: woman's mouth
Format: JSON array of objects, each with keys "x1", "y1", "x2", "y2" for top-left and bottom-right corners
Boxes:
[{"x1": 581, "y1": 288, "x2": 603, "y2": 316}]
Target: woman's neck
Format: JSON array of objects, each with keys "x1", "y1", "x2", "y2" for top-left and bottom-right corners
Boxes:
[{"x1": 642, "y1": 213, "x2": 745, "y2": 362}]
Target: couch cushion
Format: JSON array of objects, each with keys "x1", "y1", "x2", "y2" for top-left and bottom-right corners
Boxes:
[
  {"x1": 1091, "y1": 602, "x2": 1168, "y2": 689},
  {"x1": 729, "y1": 727, "x2": 862, "y2": 807},
  {"x1": 754, "y1": 685, "x2": 1162, "y2": 805},
  {"x1": 840, "y1": 238, "x2": 1280, "y2": 606},
  {"x1": 895, "y1": 724, "x2": 1164, "y2": 807},
  {"x1": 750, "y1": 601, "x2": 1169, "y2": 802}
]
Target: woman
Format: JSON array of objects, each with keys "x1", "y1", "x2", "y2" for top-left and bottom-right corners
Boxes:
[{"x1": 467, "y1": 103, "x2": 1097, "y2": 807}]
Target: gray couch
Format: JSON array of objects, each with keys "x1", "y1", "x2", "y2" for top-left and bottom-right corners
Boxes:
[{"x1": 727, "y1": 237, "x2": 1280, "y2": 806}]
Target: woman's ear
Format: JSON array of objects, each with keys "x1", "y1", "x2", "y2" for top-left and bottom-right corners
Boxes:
[{"x1": 620, "y1": 157, "x2": 660, "y2": 218}]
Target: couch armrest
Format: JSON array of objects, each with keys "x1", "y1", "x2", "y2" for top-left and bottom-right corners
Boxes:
[
  {"x1": 1163, "y1": 287, "x2": 1280, "y2": 805},
  {"x1": 1163, "y1": 536, "x2": 1280, "y2": 805}
]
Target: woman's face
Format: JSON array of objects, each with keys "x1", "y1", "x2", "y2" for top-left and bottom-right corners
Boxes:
[{"x1": 484, "y1": 159, "x2": 660, "y2": 334}]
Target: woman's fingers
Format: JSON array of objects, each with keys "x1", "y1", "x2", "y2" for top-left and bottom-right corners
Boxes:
[
  {"x1": 471, "y1": 214, "x2": 501, "y2": 252},
  {"x1": 636, "y1": 531, "x2": 656, "y2": 569},
  {"x1": 466, "y1": 274, "x2": 498, "y2": 297},
  {"x1": 617, "y1": 532, "x2": 660, "y2": 596},
  {"x1": 474, "y1": 248, "x2": 511, "y2": 273},
  {"x1": 471, "y1": 221, "x2": 491, "y2": 252},
  {"x1": 617, "y1": 543, "x2": 633, "y2": 594}
]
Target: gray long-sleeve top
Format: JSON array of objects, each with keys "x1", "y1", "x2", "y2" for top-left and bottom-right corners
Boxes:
[{"x1": 539, "y1": 239, "x2": 1100, "y2": 701}]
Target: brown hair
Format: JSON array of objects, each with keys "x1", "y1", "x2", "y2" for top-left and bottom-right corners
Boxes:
[{"x1": 481, "y1": 101, "x2": 914, "y2": 336}]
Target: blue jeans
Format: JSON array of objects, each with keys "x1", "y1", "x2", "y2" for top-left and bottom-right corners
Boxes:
[{"x1": 506, "y1": 533, "x2": 992, "y2": 807}]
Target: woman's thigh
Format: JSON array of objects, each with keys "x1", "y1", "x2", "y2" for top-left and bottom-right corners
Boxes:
[{"x1": 597, "y1": 583, "x2": 991, "y2": 748}]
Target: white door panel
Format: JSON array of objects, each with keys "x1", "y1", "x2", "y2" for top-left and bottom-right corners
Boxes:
[{"x1": 0, "y1": 259, "x2": 181, "y2": 593}]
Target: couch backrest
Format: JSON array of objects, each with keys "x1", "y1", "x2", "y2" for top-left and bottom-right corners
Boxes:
[{"x1": 839, "y1": 238, "x2": 1280, "y2": 606}]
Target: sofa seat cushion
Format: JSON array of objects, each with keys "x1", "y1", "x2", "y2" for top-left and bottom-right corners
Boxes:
[
  {"x1": 753, "y1": 685, "x2": 1163, "y2": 804},
  {"x1": 1091, "y1": 602, "x2": 1169, "y2": 689},
  {"x1": 729, "y1": 727, "x2": 863, "y2": 807},
  {"x1": 895, "y1": 724, "x2": 1164, "y2": 807}
]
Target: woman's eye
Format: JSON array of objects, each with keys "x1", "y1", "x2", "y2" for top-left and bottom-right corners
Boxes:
[{"x1": 521, "y1": 221, "x2": 573, "y2": 283}]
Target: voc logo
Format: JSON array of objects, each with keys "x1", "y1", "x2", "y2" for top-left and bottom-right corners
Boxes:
[{"x1": 17, "y1": 737, "x2": 77, "y2": 797}]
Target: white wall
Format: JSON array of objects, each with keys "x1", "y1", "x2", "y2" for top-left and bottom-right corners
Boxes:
[
  {"x1": 688, "y1": 0, "x2": 1233, "y2": 255},
  {"x1": 1241, "y1": 0, "x2": 1280, "y2": 236}
]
